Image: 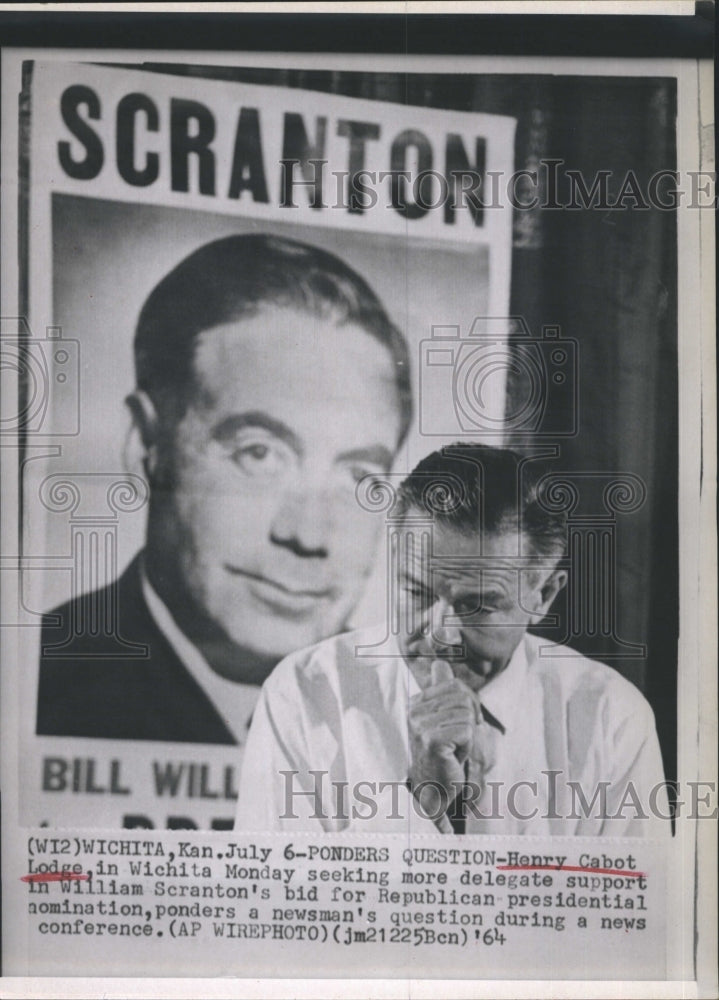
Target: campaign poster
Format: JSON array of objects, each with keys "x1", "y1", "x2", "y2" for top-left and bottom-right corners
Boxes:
[{"x1": 14, "y1": 60, "x2": 515, "y2": 829}]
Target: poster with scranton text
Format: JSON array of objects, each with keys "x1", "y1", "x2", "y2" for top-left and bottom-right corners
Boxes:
[
  {"x1": 0, "y1": 46, "x2": 714, "y2": 994},
  {"x1": 17, "y1": 59, "x2": 515, "y2": 830}
]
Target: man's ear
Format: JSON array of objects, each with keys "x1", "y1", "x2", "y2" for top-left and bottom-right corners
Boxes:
[
  {"x1": 124, "y1": 390, "x2": 160, "y2": 479},
  {"x1": 537, "y1": 568, "x2": 568, "y2": 615}
]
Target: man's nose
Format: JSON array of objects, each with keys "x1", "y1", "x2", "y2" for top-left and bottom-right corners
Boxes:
[
  {"x1": 269, "y1": 485, "x2": 331, "y2": 558},
  {"x1": 427, "y1": 597, "x2": 463, "y2": 650}
]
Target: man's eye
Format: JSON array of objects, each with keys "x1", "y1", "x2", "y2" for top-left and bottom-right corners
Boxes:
[
  {"x1": 345, "y1": 465, "x2": 382, "y2": 488},
  {"x1": 229, "y1": 440, "x2": 291, "y2": 477},
  {"x1": 452, "y1": 597, "x2": 475, "y2": 616},
  {"x1": 401, "y1": 583, "x2": 431, "y2": 602},
  {"x1": 453, "y1": 596, "x2": 491, "y2": 617}
]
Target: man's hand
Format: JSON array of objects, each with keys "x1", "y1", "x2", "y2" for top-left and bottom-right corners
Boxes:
[{"x1": 408, "y1": 659, "x2": 478, "y2": 822}]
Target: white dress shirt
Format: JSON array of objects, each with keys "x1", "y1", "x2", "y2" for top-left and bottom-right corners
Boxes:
[
  {"x1": 236, "y1": 626, "x2": 670, "y2": 835},
  {"x1": 140, "y1": 567, "x2": 260, "y2": 745}
]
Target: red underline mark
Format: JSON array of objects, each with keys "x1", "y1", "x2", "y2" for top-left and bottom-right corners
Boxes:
[
  {"x1": 497, "y1": 865, "x2": 646, "y2": 877},
  {"x1": 21, "y1": 872, "x2": 89, "y2": 884}
]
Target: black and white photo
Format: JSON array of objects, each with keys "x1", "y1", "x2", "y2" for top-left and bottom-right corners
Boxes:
[{"x1": 0, "y1": 14, "x2": 714, "y2": 994}]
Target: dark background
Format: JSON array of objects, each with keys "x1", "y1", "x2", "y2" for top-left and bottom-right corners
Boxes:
[{"x1": 0, "y1": 9, "x2": 713, "y2": 56}]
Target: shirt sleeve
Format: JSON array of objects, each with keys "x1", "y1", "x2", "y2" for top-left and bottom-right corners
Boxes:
[
  {"x1": 234, "y1": 682, "x2": 290, "y2": 831},
  {"x1": 234, "y1": 653, "x2": 349, "y2": 832},
  {"x1": 234, "y1": 667, "x2": 330, "y2": 831},
  {"x1": 596, "y1": 688, "x2": 671, "y2": 837}
]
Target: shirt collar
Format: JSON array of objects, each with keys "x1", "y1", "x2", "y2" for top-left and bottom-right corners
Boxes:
[
  {"x1": 478, "y1": 637, "x2": 529, "y2": 733},
  {"x1": 139, "y1": 558, "x2": 259, "y2": 742}
]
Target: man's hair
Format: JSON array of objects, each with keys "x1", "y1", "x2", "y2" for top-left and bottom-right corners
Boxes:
[
  {"x1": 395, "y1": 443, "x2": 567, "y2": 558},
  {"x1": 134, "y1": 233, "x2": 412, "y2": 439}
]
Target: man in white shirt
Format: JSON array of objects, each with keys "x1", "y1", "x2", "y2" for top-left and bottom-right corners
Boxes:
[{"x1": 237, "y1": 444, "x2": 669, "y2": 835}]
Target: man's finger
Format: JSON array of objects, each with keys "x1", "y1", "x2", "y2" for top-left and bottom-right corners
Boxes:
[
  {"x1": 410, "y1": 697, "x2": 474, "y2": 726},
  {"x1": 431, "y1": 658, "x2": 454, "y2": 686}
]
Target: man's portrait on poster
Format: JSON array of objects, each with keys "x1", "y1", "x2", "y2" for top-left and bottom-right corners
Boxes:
[{"x1": 36, "y1": 233, "x2": 411, "y2": 744}]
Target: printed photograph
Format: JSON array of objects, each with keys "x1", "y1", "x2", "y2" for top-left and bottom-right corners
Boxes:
[{"x1": 1, "y1": 37, "x2": 711, "y2": 986}]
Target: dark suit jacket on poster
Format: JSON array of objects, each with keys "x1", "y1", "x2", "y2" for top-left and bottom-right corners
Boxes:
[{"x1": 36, "y1": 555, "x2": 236, "y2": 744}]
